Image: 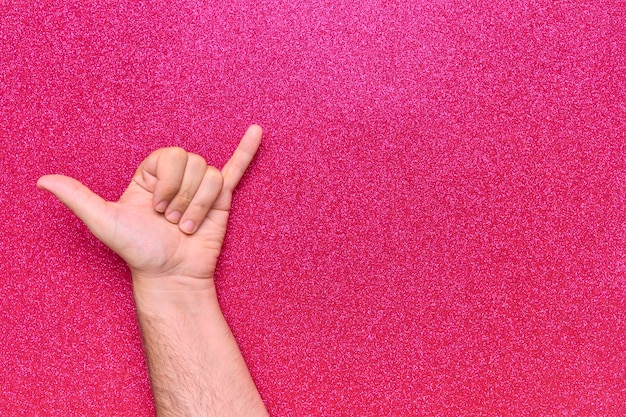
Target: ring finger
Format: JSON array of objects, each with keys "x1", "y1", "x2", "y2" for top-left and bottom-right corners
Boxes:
[{"x1": 178, "y1": 166, "x2": 223, "y2": 234}]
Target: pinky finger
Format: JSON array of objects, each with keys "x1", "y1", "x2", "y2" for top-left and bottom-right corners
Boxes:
[{"x1": 221, "y1": 124, "x2": 262, "y2": 195}]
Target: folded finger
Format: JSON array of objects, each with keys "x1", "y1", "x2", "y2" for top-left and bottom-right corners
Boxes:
[
  {"x1": 164, "y1": 153, "x2": 208, "y2": 224},
  {"x1": 141, "y1": 147, "x2": 189, "y2": 212},
  {"x1": 178, "y1": 166, "x2": 224, "y2": 234}
]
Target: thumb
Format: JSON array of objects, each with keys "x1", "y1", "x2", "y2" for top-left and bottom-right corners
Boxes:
[{"x1": 37, "y1": 174, "x2": 113, "y2": 243}]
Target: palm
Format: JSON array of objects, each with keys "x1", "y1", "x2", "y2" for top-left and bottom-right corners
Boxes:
[{"x1": 110, "y1": 181, "x2": 229, "y2": 280}]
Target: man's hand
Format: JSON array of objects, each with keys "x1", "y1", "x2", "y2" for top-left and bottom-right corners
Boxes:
[
  {"x1": 38, "y1": 125, "x2": 269, "y2": 417},
  {"x1": 37, "y1": 125, "x2": 262, "y2": 285}
]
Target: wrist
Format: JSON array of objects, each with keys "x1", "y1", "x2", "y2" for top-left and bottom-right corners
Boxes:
[{"x1": 132, "y1": 273, "x2": 219, "y2": 311}]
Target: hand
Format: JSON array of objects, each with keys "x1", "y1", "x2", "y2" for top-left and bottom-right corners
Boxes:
[{"x1": 37, "y1": 125, "x2": 262, "y2": 287}]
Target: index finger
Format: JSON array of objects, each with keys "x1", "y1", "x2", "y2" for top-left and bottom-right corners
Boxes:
[{"x1": 221, "y1": 124, "x2": 262, "y2": 194}]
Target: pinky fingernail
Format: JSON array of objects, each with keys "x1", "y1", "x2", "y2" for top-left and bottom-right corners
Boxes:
[{"x1": 181, "y1": 220, "x2": 195, "y2": 233}]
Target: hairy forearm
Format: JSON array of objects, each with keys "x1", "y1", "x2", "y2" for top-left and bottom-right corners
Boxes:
[{"x1": 133, "y1": 277, "x2": 268, "y2": 417}]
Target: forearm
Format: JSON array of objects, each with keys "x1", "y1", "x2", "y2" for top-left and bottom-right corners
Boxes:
[{"x1": 133, "y1": 276, "x2": 268, "y2": 417}]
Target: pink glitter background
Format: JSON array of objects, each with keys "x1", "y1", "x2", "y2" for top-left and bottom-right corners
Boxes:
[{"x1": 1, "y1": 1, "x2": 625, "y2": 415}]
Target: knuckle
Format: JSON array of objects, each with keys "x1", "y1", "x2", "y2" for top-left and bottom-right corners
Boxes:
[
  {"x1": 189, "y1": 199, "x2": 211, "y2": 212},
  {"x1": 173, "y1": 193, "x2": 193, "y2": 207},
  {"x1": 188, "y1": 153, "x2": 207, "y2": 167},
  {"x1": 159, "y1": 181, "x2": 180, "y2": 197},
  {"x1": 205, "y1": 166, "x2": 223, "y2": 184},
  {"x1": 165, "y1": 146, "x2": 188, "y2": 157}
]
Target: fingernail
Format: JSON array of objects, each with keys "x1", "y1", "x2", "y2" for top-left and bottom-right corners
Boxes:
[
  {"x1": 166, "y1": 211, "x2": 181, "y2": 223},
  {"x1": 155, "y1": 201, "x2": 168, "y2": 212},
  {"x1": 181, "y1": 220, "x2": 195, "y2": 234}
]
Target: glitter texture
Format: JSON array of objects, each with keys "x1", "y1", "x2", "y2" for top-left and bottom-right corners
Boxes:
[{"x1": 1, "y1": 1, "x2": 625, "y2": 415}]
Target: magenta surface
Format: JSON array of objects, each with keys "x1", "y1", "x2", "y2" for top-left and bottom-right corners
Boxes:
[{"x1": 1, "y1": 1, "x2": 625, "y2": 415}]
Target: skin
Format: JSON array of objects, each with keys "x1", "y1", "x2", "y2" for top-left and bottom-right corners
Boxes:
[{"x1": 37, "y1": 124, "x2": 269, "y2": 417}]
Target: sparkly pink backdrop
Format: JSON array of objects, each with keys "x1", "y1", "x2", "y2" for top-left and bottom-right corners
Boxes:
[{"x1": 1, "y1": 1, "x2": 625, "y2": 415}]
